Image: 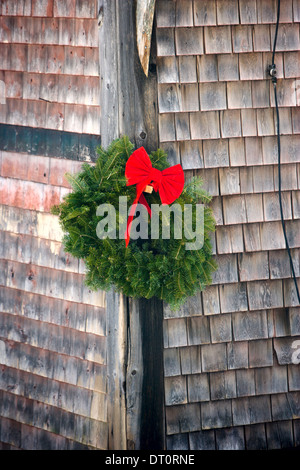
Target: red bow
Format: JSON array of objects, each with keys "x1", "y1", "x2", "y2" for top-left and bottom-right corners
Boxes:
[{"x1": 125, "y1": 147, "x2": 185, "y2": 246}]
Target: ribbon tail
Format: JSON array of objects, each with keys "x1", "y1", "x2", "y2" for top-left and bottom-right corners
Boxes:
[
  {"x1": 139, "y1": 193, "x2": 152, "y2": 217},
  {"x1": 125, "y1": 183, "x2": 149, "y2": 247}
]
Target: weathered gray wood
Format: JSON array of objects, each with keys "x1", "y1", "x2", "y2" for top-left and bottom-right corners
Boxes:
[
  {"x1": 215, "y1": 427, "x2": 245, "y2": 450},
  {"x1": 201, "y1": 399, "x2": 232, "y2": 430},
  {"x1": 105, "y1": 290, "x2": 127, "y2": 449},
  {"x1": 136, "y1": 0, "x2": 156, "y2": 77},
  {"x1": 126, "y1": 298, "x2": 143, "y2": 450},
  {"x1": 99, "y1": 0, "x2": 162, "y2": 450}
]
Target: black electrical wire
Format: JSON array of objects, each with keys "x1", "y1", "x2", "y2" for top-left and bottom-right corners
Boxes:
[{"x1": 270, "y1": 0, "x2": 300, "y2": 304}]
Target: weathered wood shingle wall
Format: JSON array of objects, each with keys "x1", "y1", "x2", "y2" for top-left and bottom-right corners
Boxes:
[
  {"x1": 156, "y1": 0, "x2": 300, "y2": 450},
  {"x1": 0, "y1": 1, "x2": 107, "y2": 449}
]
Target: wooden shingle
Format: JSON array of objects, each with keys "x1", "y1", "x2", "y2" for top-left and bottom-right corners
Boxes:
[
  {"x1": 180, "y1": 140, "x2": 204, "y2": 169},
  {"x1": 216, "y1": 224, "x2": 244, "y2": 254},
  {"x1": 202, "y1": 285, "x2": 221, "y2": 315},
  {"x1": 219, "y1": 282, "x2": 248, "y2": 313},
  {"x1": 212, "y1": 253, "x2": 238, "y2": 284},
  {"x1": 273, "y1": 164, "x2": 298, "y2": 192},
  {"x1": 253, "y1": 24, "x2": 271, "y2": 51},
  {"x1": 189, "y1": 429, "x2": 216, "y2": 450},
  {"x1": 215, "y1": 426, "x2": 245, "y2": 450},
  {"x1": 164, "y1": 376, "x2": 187, "y2": 406},
  {"x1": 187, "y1": 316, "x2": 211, "y2": 346},
  {"x1": 203, "y1": 139, "x2": 229, "y2": 167},
  {"x1": 158, "y1": 84, "x2": 180, "y2": 113},
  {"x1": 178, "y1": 56, "x2": 197, "y2": 83},
  {"x1": 263, "y1": 51, "x2": 284, "y2": 79},
  {"x1": 187, "y1": 374, "x2": 210, "y2": 403},
  {"x1": 240, "y1": 166, "x2": 254, "y2": 193},
  {"x1": 255, "y1": 366, "x2": 288, "y2": 395},
  {"x1": 216, "y1": 0, "x2": 239, "y2": 25},
  {"x1": 239, "y1": 0, "x2": 258, "y2": 24},
  {"x1": 236, "y1": 369, "x2": 256, "y2": 397},
  {"x1": 260, "y1": 220, "x2": 286, "y2": 251},
  {"x1": 266, "y1": 421, "x2": 294, "y2": 449},
  {"x1": 197, "y1": 55, "x2": 218, "y2": 82},
  {"x1": 257, "y1": 108, "x2": 275, "y2": 136},
  {"x1": 156, "y1": 28, "x2": 176, "y2": 56},
  {"x1": 201, "y1": 399, "x2": 232, "y2": 429},
  {"x1": 175, "y1": 0, "x2": 194, "y2": 27},
  {"x1": 245, "y1": 193, "x2": 264, "y2": 223},
  {"x1": 201, "y1": 343, "x2": 227, "y2": 373},
  {"x1": 159, "y1": 113, "x2": 176, "y2": 142},
  {"x1": 210, "y1": 196, "x2": 224, "y2": 226},
  {"x1": 175, "y1": 27, "x2": 204, "y2": 56},
  {"x1": 232, "y1": 310, "x2": 269, "y2": 340},
  {"x1": 239, "y1": 53, "x2": 264, "y2": 80},
  {"x1": 217, "y1": 54, "x2": 239, "y2": 81},
  {"x1": 269, "y1": 249, "x2": 293, "y2": 279},
  {"x1": 292, "y1": 107, "x2": 300, "y2": 133},
  {"x1": 196, "y1": 167, "x2": 219, "y2": 196},
  {"x1": 241, "y1": 108, "x2": 258, "y2": 136},
  {"x1": 247, "y1": 280, "x2": 284, "y2": 310},
  {"x1": 210, "y1": 370, "x2": 237, "y2": 400},
  {"x1": 257, "y1": 0, "x2": 281, "y2": 24},
  {"x1": 252, "y1": 80, "x2": 271, "y2": 108},
  {"x1": 232, "y1": 25, "x2": 253, "y2": 53},
  {"x1": 229, "y1": 138, "x2": 246, "y2": 166},
  {"x1": 227, "y1": 340, "x2": 249, "y2": 369},
  {"x1": 165, "y1": 318, "x2": 188, "y2": 348},
  {"x1": 227, "y1": 81, "x2": 252, "y2": 109},
  {"x1": 243, "y1": 224, "x2": 262, "y2": 252},
  {"x1": 284, "y1": 51, "x2": 300, "y2": 78},
  {"x1": 248, "y1": 396, "x2": 272, "y2": 424},
  {"x1": 245, "y1": 423, "x2": 267, "y2": 449},
  {"x1": 156, "y1": 0, "x2": 176, "y2": 27},
  {"x1": 164, "y1": 348, "x2": 181, "y2": 377},
  {"x1": 204, "y1": 26, "x2": 232, "y2": 54},
  {"x1": 223, "y1": 194, "x2": 247, "y2": 225},
  {"x1": 270, "y1": 394, "x2": 294, "y2": 421},
  {"x1": 180, "y1": 83, "x2": 200, "y2": 112},
  {"x1": 270, "y1": 23, "x2": 300, "y2": 51},
  {"x1": 200, "y1": 82, "x2": 226, "y2": 111},
  {"x1": 270, "y1": 78, "x2": 297, "y2": 107},
  {"x1": 272, "y1": 308, "x2": 291, "y2": 336},
  {"x1": 220, "y1": 110, "x2": 242, "y2": 138},
  {"x1": 219, "y1": 167, "x2": 240, "y2": 195},
  {"x1": 263, "y1": 191, "x2": 293, "y2": 222},
  {"x1": 165, "y1": 403, "x2": 201, "y2": 435},
  {"x1": 175, "y1": 113, "x2": 191, "y2": 141},
  {"x1": 209, "y1": 314, "x2": 232, "y2": 343},
  {"x1": 193, "y1": 1, "x2": 217, "y2": 26},
  {"x1": 157, "y1": 56, "x2": 179, "y2": 84},
  {"x1": 180, "y1": 346, "x2": 202, "y2": 375},
  {"x1": 190, "y1": 111, "x2": 220, "y2": 140},
  {"x1": 166, "y1": 433, "x2": 189, "y2": 450},
  {"x1": 288, "y1": 364, "x2": 300, "y2": 391},
  {"x1": 274, "y1": 336, "x2": 300, "y2": 364}
]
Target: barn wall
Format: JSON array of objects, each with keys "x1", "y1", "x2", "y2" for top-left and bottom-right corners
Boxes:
[
  {"x1": 0, "y1": 1, "x2": 107, "y2": 449},
  {"x1": 156, "y1": 0, "x2": 300, "y2": 450}
]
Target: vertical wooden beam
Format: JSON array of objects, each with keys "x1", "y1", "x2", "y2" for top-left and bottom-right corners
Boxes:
[
  {"x1": 98, "y1": 0, "x2": 126, "y2": 450},
  {"x1": 139, "y1": 297, "x2": 165, "y2": 450},
  {"x1": 99, "y1": 0, "x2": 163, "y2": 450}
]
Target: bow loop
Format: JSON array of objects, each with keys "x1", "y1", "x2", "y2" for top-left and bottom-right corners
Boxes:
[{"x1": 124, "y1": 147, "x2": 185, "y2": 246}]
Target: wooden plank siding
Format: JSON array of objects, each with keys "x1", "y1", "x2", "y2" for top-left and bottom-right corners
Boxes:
[
  {"x1": 156, "y1": 0, "x2": 300, "y2": 450},
  {"x1": 0, "y1": 1, "x2": 108, "y2": 450}
]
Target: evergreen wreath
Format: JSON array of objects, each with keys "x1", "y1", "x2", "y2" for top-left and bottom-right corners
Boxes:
[{"x1": 52, "y1": 136, "x2": 217, "y2": 310}]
